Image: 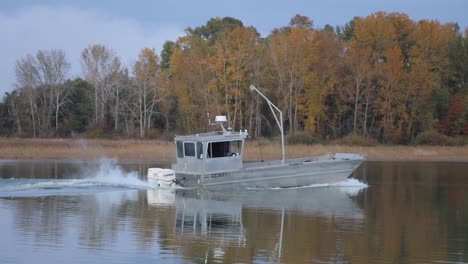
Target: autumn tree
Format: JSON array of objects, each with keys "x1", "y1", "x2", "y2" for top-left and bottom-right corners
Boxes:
[
  {"x1": 170, "y1": 35, "x2": 212, "y2": 133},
  {"x1": 4, "y1": 13, "x2": 468, "y2": 143},
  {"x1": 438, "y1": 95, "x2": 465, "y2": 136},
  {"x1": 378, "y1": 46, "x2": 407, "y2": 142},
  {"x1": 210, "y1": 26, "x2": 258, "y2": 129},
  {"x1": 342, "y1": 45, "x2": 373, "y2": 134},
  {"x1": 310, "y1": 29, "x2": 343, "y2": 136},
  {"x1": 346, "y1": 13, "x2": 397, "y2": 136},
  {"x1": 405, "y1": 20, "x2": 452, "y2": 139},
  {"x1": 170, "y1": 17, "x2": 254, "y2": 133},
  {"x1": 268, "y1": 15, "x2": 317, "y2": 135}
]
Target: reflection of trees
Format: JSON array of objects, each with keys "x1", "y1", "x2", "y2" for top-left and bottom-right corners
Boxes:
[
  {"x1": 0, "y1": 161, "x2": 75, "y2": 179},
  {"x1": 155, "y1": 189, "x2": 364, "y2": 263},
  {"x1": 166, "y1": 207, "x2": 363, "y2": 263},
  {"x1": 7, "y1": 191, "x2": 363, "y2": 263},
  {"x1": 4, "y1": 162, "x2": 468, "y2": 264},
  {"x1": 75, "y1": 191, "x2": 175, "y2": 251},
  {"x1": 129, "y1": 191, "x2": 176, "y2": 249},
  {"x1": 10, "y1": 196, "x2": 80, "y2": 247},
  {"x1": 351, "y1": 162, "x2": 468, "y2": 263},
  {"x1": 5, "y1": 190, "x2": 177, "y2": 252},
  {"x1": 166, "y1": 163, "x2": 468, "y2": 263},
  {"x1": 77, "y1": 194, "x2": 124, "y2": 250}
]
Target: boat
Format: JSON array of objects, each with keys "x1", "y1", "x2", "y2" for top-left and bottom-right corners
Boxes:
[{"x1": 147, "y1": 85, "x2": 365, "y2": 189}]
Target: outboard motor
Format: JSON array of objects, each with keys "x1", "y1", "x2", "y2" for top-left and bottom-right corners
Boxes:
[{"x1": 147, "y1": 168, "x2": 177, "y2": 188}]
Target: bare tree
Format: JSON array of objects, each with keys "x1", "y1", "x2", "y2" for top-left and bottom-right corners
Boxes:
[
  {"x1": 35, "y1": 49, "x2": 70, "y2": 133},
  {"x1": 15, "y1": 50, "x2": 70, "y2": 135},
  {"x1": 7, "y1": 91, "x2": 23, "y2": 136},
  {"x1": 15, "y1": 54, "x2": 39, "y2": 137},
  {"x1": 108, "y1": 58, "x2": 125, "y2": 131},
  {"x1": 81, "y1": 44, "x2": 122, "y2": 128},
  {"x1": 128, "y1": 48, "x2": 164, "y2": 138}
]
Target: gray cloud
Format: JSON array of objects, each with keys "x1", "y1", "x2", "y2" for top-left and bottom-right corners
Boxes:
[{"x1": 0, "y1": 5, "x2": 184, "y2": 98}]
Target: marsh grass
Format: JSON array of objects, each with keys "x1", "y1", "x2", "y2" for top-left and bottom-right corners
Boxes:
[
  {"x1": 1, "y1": 138, "x2": 468, "y2": 162},
  {"x1": 244, "y1": 143, "x2": 468, "y2": 161},
  {"x1": 0, "y1": 138, "x2": 174, "y2": 161}
]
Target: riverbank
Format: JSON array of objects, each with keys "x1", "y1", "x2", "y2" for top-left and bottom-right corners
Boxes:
[{"x1": 1, "y1": 138, "x2": 468, "y2": 162}]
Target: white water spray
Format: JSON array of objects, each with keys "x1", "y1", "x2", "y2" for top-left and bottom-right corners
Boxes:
[
  {"x1": 0, "y1": 158, "x2": 152, "y2": 196},
  {"x1": 78, "y1": 158, "x2": 152, "y2": 189},
  {"x1": 247, "y1": 178, "x2": 368, "y2": 195}
]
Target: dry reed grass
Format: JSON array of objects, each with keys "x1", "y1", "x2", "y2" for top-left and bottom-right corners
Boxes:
[
  {"x1": 1, "y1": 138, "x2": 468, "y2": 162},
  {"x1": 244, "y1": 143, "x2": 468, "y2": 162},
  {"x1": 0, "y1": 138, "x2": 174, "y2": 161}
]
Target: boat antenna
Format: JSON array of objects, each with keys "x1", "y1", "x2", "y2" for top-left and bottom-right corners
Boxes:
[
  {"x1": 256, "y1": 135, "x2": 264, "y2": 162},
  {"x1": 249, "y1": 85, "x2": 285, "y2": 164}
]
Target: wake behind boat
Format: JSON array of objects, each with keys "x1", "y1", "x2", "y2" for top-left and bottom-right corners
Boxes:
[{"x1": 147, "y1": 85, "x2": 365, "y2": 189}]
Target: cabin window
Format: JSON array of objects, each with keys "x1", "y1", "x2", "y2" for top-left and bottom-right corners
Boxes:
[
  {"x1": 207, "y1": 140, "x2": 242, "y2": 158},
  {"x1": 184, "y1": 142, "x2": 195, "y2": 157},
  {"x1": 176, "y1": 141, "x2": 183, "y2": 158},
  {"x1": 197, "y1": 142, "x2": 203, "y2": 159}
]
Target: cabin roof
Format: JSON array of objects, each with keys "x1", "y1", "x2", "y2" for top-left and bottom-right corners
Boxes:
[{"x1": 175, "y1": 130, "x2": 248, "y2": 142}]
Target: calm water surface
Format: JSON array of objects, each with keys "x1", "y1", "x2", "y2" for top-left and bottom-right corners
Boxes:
[{"x1": 0, "y1": 159, "x2": 467, "y2": 263}]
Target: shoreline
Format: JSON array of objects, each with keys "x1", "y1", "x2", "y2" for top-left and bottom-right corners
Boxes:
[{"x1": 1, "y1": 138, "x2": 468, "y2": 162}]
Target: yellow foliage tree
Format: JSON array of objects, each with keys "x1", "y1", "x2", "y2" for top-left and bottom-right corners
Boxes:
[{"x1": 269, "y1": 21, "x2": 317, "y2": 135}]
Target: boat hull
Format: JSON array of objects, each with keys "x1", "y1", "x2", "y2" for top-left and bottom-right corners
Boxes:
[{"x1": 174, "y1": 155, "x2": 364, "y2": 189}]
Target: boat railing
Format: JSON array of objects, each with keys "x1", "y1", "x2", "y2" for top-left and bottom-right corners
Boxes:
[
  {"x1": 174, "y1": 130, "x2": 248, "y2": 141},
  {"x1": 242, "y1": 156, "x2": 334, "y2": 170}
]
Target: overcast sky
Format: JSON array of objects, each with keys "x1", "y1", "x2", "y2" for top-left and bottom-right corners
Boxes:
[{"x1": 1, "y1": 0, "x2": 467, "y2": 98}]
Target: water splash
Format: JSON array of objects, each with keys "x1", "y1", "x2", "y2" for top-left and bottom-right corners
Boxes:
[
  {"x1": 330, "y1": 178, "x2": 368, "y2": 196},
  {"x1": 247, "y1": 178, "x2": 368, "y2": 195},
  {"x1": 286, "y1": 178, "x2": 368, "y2": 189},
  {"x1": 0, "y1": 158, "x2": 152, "y2": 197},
  {"x1": 329, "y1": 178, "x2": 368, "y2": 187},
  {"x1": 78, "y1": 158, "x2": 151, "y2": 189}
]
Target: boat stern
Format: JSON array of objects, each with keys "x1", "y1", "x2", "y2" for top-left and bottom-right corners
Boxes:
[{"x1": 147, "y1": 168, "x2": 178, "y2": 188}]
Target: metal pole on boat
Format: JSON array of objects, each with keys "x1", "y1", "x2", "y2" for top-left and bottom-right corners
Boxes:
[{"x1": 249, "y1": 85, "x2": 285, "y2": 164}]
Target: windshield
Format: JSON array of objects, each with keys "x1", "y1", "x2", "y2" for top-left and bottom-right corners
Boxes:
[{"x1": 207, "y1": 140, "x2": 242, "y2": 158}]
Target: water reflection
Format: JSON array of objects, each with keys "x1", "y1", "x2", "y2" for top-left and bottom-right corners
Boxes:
[
  {"x1": 148, "y1": 187, "x2": 365, "y2": 262},
  {"x1": 1, "y1": 161, "x2": 468, "y2": 263},
  {"x1": 354, "y1": 162, "x2": 468, "y2": 264},
  {"x1": 0, "y1": 186, "x2": 365, "y2": 263}
]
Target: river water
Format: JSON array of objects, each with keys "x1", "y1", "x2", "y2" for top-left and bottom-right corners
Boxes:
[{"x1": 0, "y1": 159, "x2": 467, "y2": 263}]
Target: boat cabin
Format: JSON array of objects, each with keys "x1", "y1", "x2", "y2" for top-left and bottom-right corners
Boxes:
[{"x1": 172, "y1": 130, "x2": 248, "y2": 174}]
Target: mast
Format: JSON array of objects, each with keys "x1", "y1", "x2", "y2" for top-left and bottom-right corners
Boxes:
[{"x1": 249, "y1": 85, "x2": 285, "y2": 164}]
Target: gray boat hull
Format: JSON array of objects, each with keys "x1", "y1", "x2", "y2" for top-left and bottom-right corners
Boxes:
[{"x1": 174, "y1": 153, "x2": 364, "y2": 189}]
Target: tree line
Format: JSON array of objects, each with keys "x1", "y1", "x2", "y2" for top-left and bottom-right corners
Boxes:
[{"x1": 1, "y1": 12, "x2": 467, "y2": 143}]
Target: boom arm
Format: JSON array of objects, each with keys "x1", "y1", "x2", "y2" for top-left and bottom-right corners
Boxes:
[{"x1": 249, "y1": 85, "x2": 285, "y2": 164}]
